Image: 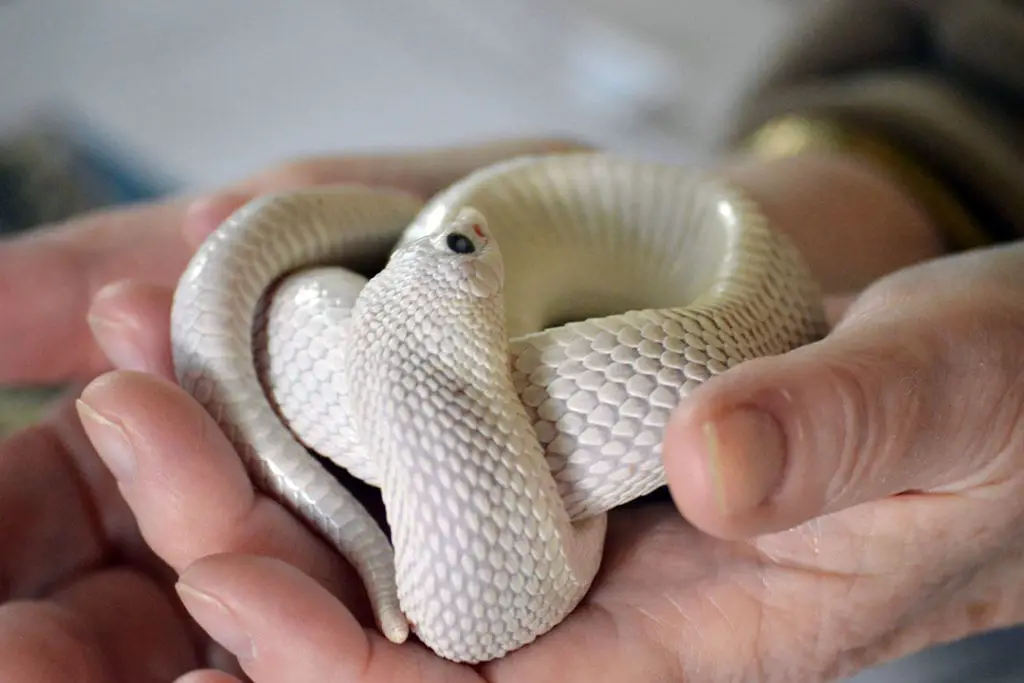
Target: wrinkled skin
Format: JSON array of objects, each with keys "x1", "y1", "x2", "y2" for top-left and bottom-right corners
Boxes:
[{"x1": 2, "y1": 139, "x2": 1022, "y2": 682}]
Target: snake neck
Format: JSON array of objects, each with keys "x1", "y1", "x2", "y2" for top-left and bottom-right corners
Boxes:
[
  {"x1": 348, "y1": 285, "x2": 523, "y2": 469},
  {"x1": 346, "y1": 273, "x2": 590, "y2": 629}
]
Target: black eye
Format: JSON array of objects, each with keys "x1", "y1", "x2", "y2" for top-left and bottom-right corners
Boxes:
[{"x1": 446, "y1": 232, "x2": 475, "y2": 254}]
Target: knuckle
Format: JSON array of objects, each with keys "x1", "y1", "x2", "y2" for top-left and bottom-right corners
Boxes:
[
  {"x1": 816, "y1": 342, "x2": 932, "y2": 505},
  {"x1": 837, "y1": 272, "x2": 920, "y2": 328},
  {"x1": 815, "y1": 356, "x2": 877, "y2": 506}
]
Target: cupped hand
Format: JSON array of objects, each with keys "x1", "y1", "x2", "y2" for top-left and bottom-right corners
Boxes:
[
  {"x1": 664, "y1": 241, "x2": 1024, "y2": 676},
  {"x1": 0, "y1": 137, "x2": 591, "y2": 682},
  {"x1": 77, "y1": 215, "x2": 1023, "y2": 680}
]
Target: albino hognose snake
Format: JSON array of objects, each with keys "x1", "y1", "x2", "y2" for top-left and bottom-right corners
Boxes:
[{"x1": 170, "y1": 152, "x2": 826, "y2": 663}]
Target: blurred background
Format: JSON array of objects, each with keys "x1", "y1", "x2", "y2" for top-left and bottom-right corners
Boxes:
[
  {"x1": 1, "y1": 2, "x2": 1018, "y2": 680},
  {"x1": 0, "y1": 0, "x2": 798, "y2": 429},
  {"x1": 0, "y1": 0, "x2": 798, "y2": 213}
]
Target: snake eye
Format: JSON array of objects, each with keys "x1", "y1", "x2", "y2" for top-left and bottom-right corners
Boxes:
[{"x1": 446, "y1": 232, "x2": 476, "y2": 254}]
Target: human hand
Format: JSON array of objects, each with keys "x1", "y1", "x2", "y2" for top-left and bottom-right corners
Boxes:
[
  {"x1": 717, "y1": 151, "x2": 948, "y2": 293},
  {"x1": 68, "y1": 148, "x2": 1019, "y2": 683},
  {"x1": 0, "y1": 132, "x2": 962, "y2": 681},
  {"x1": 0, "y1": 137, "x2": 590, "y2": 385},
  {"x1": 0, "y1": 137, "x2": 591, "y2": 682},
  {"x1": 0, "y1": 141, "x2": 945, "y2": 388},
  {"x1": 662, "y1": 240, "x2": 1024, "y2": 677},
  {"x1": 0, "y1": 387, "x2": 218, "y2": 682},
  {"x1": 77, "y1": 192, "x2": 1023, "y2": 681}
]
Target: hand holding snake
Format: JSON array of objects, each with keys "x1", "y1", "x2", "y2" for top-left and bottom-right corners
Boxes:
[
  {"x1": 167, "y1": 152, "x2": 826, "y2": 660},
  {"x1": 6, "y1": 141, "x2": 1022, "y2": 682}
]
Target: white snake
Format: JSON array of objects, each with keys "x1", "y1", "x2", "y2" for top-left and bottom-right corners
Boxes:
[{"x1": 170, "y1": 152, "x2": 826, "y2": 663}]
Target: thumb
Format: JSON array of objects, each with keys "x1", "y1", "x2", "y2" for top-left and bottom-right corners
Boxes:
[{"x1": 661, "y1": 290, "x2": 1018, "y2": 540}]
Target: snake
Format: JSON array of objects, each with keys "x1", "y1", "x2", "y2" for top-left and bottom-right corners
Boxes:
[{"x1": 170, "y1": 152, "x2": 827, "y2": 663}]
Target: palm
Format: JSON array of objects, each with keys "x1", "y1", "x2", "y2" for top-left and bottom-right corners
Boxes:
[
  {"x1": 351, "y1": 502, "x2": 743, "y2": 683},
  {"x1": 489, "y1": 504, "x2": 743, "y2": 680},
  {"x1": 69, "y1": 317, "x2": 1022, "y2": 682},
  {"x1": 457, "y1": 492, "x2": 1008, "y2": 682},
  {"x1": 367, "y1": 502, "x2": 821, "y2": 681}
]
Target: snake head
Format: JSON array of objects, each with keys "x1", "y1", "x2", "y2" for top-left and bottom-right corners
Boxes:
[{"x1": 398, "y1": 206, "x2": 504, "y2": 300}]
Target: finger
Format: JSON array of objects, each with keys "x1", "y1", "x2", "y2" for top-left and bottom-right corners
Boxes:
[
  {"x1": 662, "y1": 285, "x2": 1024, "y2": 539},
  {"x1": 79, "y1": 138, "x2": 600, "y2": 377},
  {"x1": 0, "y1": 383, "x2": 164, "y2": 599},
  {"x1": 0, "y1": 137, "x2": 591, "y2": 386},
  {"x1": 75, "y1": 371, "x2": 369, "y2": 617},
  {"x1": 717, "y1": 152, "x2": 946, "y2": 293},
  {"x1": 182, "y1": 137, "x2": 594, "y2": 249},
  {"x1": 42, "y1": 385, "x2": 147, "y2": 552},
  {"x1": 88, "y1": 279, "x2": 176, "y2": 380},
  {"x1": 0, "y1": 422, "x2": 108, "y2": 599},
  {"x1": 50, "y1": 567, "x2": 199, "y2": 680},
  {"x1": 233, "y1": 137, "x2": 593, "y2": 200},
  {"x1": 0, "y1": 199, "x2": 196, "y2": 384},
  {"x1": 0, "y1": 600, "x2": 111, "y2": 682},
  {"x1": 0, "y1": 568, "x2": 197, "y2": 683},
  {"x1": 175, "y1": 554, "x2": 474, "y2": 683}
]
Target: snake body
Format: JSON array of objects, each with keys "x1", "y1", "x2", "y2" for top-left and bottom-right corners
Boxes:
[{"x1": 170, "y1": 153, "x2": 827, "y2": 662}]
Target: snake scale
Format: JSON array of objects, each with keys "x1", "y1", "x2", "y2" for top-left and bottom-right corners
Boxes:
[{"x1": 170, "y1": 152, "x2": 826, "y2": 662}]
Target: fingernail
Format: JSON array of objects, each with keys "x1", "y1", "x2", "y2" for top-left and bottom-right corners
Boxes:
[
  {"x1": 88, "y1": 287, "x2": 148, "y2": 372},
  {"x1": 703, "y1": 407, "x2": 786, "y2": 517},
  {"x1": 176, "y1": 582, "x2": 255, "y2": 662},
  {"x1": 75, "y1": 398, "x2": 136, "y2": 483}
]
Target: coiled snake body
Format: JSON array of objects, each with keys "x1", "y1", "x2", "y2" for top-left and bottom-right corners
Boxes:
[{"x1": 170, "y1": 153, "x2": 826, "y2": 662}]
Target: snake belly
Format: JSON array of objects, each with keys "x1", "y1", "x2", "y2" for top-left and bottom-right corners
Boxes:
[{"x1": 170, "y1": 153, "x2": 828, "y2": 664}]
